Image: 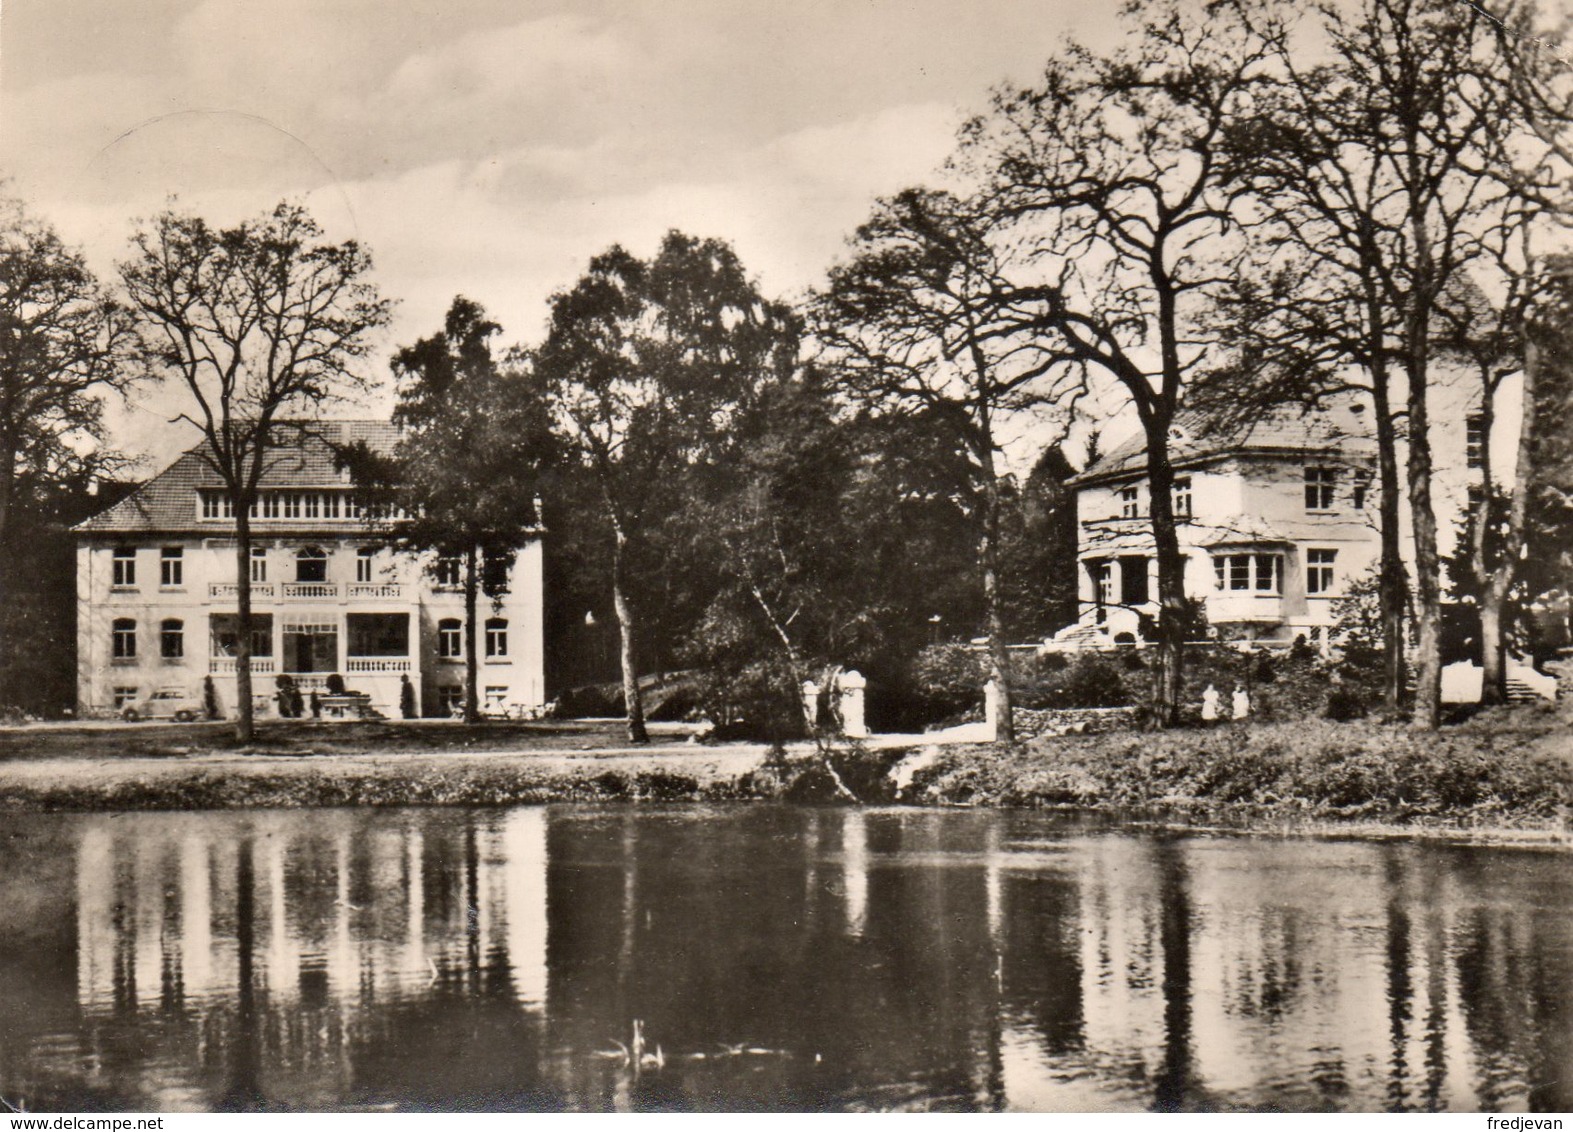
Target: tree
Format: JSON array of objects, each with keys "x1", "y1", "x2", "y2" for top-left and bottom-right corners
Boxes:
[
  {"x1": 814, "y1": 187, "x2": 1077, "y2": 743},
  {"x1": 1220, "y1": 0, "x2": 1567, "y2": 727},
  {"x1": 960, "y1": 0, "x2": 1283, "y2": 725},
  {"x1": 345, "y1": 297, "x2": 551, "y2": 723},
  {"x1": 0, "y1": 195, "x2": 137, "y2": 615},
  {"x1": 535, "y1": 231, "x2": 799, "y2": 743},
  {"x1": 120, "y1": 202, "x2": 391, "y2": 742}
]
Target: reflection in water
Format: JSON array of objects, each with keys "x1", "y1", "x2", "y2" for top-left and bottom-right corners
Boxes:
[{"x1": 0, "y1": 806, "x2": 1569, "y2": 1112}]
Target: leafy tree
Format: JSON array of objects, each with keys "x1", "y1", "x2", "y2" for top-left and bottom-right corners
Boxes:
[
  {"x1": 814, "y1": 187, "x2": 1077, "y2": 743},
  {"x1": 344, "y1": 297, "x2": 552, "y2": 723},
  {"x1": 0, "y1": 195, "x2": 137, "y2": 617},
  {"x1": 120, "y1": 202, "x2": 391, "y2": 742},
  {"x1": 997, "y1": 445, "x2": 1080, "y2": 640},
  {"x1": 960, "y1": 0, "x2": 1284, "y2": 725},
  {"x1": 535, "y1": 231, "x2": 799, "y2": 742}
]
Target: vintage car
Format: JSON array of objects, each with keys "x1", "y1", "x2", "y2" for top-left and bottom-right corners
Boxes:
[{"x1": 121, "y1": 687, "x2": 204, "y2": 722}]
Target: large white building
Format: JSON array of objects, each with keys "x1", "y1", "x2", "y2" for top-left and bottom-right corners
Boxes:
[
  {"x1": 74, "y1": 421, "x2": 546, "y2": 720},
  {"x1": 1059, "y1": 370, "x2": 1517, "y2": 649}
]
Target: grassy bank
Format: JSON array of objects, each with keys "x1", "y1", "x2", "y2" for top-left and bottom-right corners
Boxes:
[
  {"x1": 907, "y1": 702, "x2": 1573, "y2": 831},
  {"x1": 0, "y1": 706, "x2": 1567, "y2": 840}
]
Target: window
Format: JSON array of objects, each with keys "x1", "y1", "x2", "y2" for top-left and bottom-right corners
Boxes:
[
  {"x1": 1304, "y1": 467, "x2": 1337, "y2": 511},
  {"x1": 1172, "y1": 477, "x2": 1192, "y2": 519},
  {"x1": 485, "y1": 618, "x2": 509, "y2": 659},
  {"x1": 1466, "y1": 415, "x2": 1485, "y2": 469},
  {"x1": 112, "y1": 619, "x2": 137, "y2": 659},
  {"x1": 200, "y1": 490, "x2": 233, "y2": 520},
  {"x1": 485, "y1": 686, "x2": 508, "y2": 713},
  {"x1": 160, "y1": 619, "x2": 184, "y2": 660},
  {"x1": 1119, "y1": 485, "x2": 1140, "y2": 519},
  {"x1": 347, "y1": 613, "x2": 410, "y2": 658},
  {"x1": 1352, "y1": 483, "x2": 1368, "y2": 510},
  {"x1": 1466, "y1": 486, "x2": 1485, "y2": 526},
  {"x1": 112, "y1": 548, "x2": 136, "y2": 587},
  {"x1": 1119, "y1": 555, "x2": 1149, "y2": 606},
  {"x1": 250, "y1": 545, "x2": 268, "y2": 583},
  {"x1": 435, "y1": 555, "x2": 462, "y2": 588},
  {"x1": 1213, "y1": 553, "x2": 1283, "y2": 593},
  {"x1": 160, "y1": 547, "x2": 184, "y2": 587},
  {"x1": 113, "y1": 686, "x2": 140, "y2": 709},
  {"x1": 211, "y1": 614, "x2": 274, "y2": 658},
  {"x1": 438, "y1": 618, "x2": 463, "y2": 659},
  {"x1": 295, "y1": 546, "x2": 328, "y2": 582},
  {"x1": 1089, "y1": 560, "x2": 1114, "y2": 606},
  {"x1": 482, "y1": 552, "x2": 511, "y2": 594},
  {"x1": 1306, "y1": 549, "x2": 1337, "y2": 595},
  {"x1": 356, "y1": 547, "x2": 375, "y2": 583}
]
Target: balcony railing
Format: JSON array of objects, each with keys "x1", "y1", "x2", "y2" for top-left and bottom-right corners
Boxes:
[
  {"x1": 345, "y1": 658, "x2": 412, "y2": 673},
  {"x1": 210, "y1": 657, "x2": 277, "y2": 674},
  {"x1": 210, "y1": 582, "x2": 276, "y2": 599},
  {"x1": 347, "y1": 583, "x2": 403, "y2": 599},
  {"x1": 282, "y1": 582, "x2": 340, "y2": 599}
]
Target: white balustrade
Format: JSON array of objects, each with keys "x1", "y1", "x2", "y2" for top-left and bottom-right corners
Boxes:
[
  {"x1": 345, "y1": 658, "x2": 412, "y2": 673},
  {"x1": 282, "y1": 582, "x2": 340, "y2": 599},
  {"x1": 348, "y1": 583, "x2": 402, "y2": 599}
]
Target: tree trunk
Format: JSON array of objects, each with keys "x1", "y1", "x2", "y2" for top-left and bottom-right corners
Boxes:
[
  {"x1": 234, "y1": 509, "x2": 255, "y2": 744},
  {"x1": 1370, "y1": 374, "x2": 1409, "y2": 719},
  {"x1": 1406, "y1": 337, "x2": 1443, "y2": 731},
  {"x1": 463, "y1": 544, "x2": 480, "y2": 724},
  {"x1": 1482, "y1": 338, "x2": 1541, "y2": 705},
  {"x1": 980, "y1": 459, "x2": 1015, "y2": 745},
  {"x1": 611, "y1": 525, "x2": 648, "y2": 744},
  {"x1": 0, "y1": 439, "x2": 15, "y2": 685},
  {"x1": 1144, "y1": 428, "x2": 1186, "y2": 728}
]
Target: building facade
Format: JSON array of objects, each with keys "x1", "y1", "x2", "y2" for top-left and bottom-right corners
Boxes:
[
  {"x1": 1058, "y1": 371, "x2": 1516, "y2": 649},
  {"x1": 74, "y1": 422, "x2": 546, "y2": 719}
]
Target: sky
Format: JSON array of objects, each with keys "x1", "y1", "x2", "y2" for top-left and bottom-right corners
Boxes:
[{"x1": 0, "y1": 0, "x2": 1129, "y2": 468}]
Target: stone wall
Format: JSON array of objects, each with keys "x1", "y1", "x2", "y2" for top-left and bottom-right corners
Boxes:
[{"x1": 1011, "y1": 705, "x2": 1139, "y2": 739}]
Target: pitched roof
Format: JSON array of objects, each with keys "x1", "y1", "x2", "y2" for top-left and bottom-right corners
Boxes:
[
  {"x1": 1070, "y1": 400, "x2": 1376, "y2": 487},
  {"x1": 75, "y1": 421, "x2": 401, "y2": 535}
]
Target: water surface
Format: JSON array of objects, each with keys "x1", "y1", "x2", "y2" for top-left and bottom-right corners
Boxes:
[{"x1": 0, "y1": 805, "x2": 1567, "y2": 1112}]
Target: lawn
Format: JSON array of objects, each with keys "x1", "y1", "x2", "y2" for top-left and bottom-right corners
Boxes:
[{"x1": 0, "y1": 717, "x2": 663, "y2": 763}]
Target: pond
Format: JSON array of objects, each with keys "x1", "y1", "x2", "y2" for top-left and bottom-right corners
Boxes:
[{"x1": 0, "y1": 805, "x2": 1567, "y2": 1112}]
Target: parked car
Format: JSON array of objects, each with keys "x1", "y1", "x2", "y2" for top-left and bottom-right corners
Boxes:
[{"x1": 122, "y1": 687, "x2": 203, "y2": 722}]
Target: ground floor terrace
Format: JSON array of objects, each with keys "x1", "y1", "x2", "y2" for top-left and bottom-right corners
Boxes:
[{"x1": 80, "y1": 601, "x2": 544, "y2": 720}]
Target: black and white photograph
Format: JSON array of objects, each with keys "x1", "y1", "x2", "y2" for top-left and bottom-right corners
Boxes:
[{"x1": 0, "y1": 0, "x2": 1571, "y2": 1116}]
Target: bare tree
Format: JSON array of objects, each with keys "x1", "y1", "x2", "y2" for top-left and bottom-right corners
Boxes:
[
  {"x1": 960, "y1": 0, "x2": 1284, "y2": 725},
  {"x1": 1225, "y1": 0, "x2": 1567, "y2": 727},
  {"x1": 120, "y1": 202, "x2": 391, "y2": 742},
  {"x1": 814, "y1": 188, "x2": 1077, "y2": 744}
]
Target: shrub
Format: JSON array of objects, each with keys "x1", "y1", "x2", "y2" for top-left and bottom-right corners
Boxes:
[
  {"x1": 693, "y1": 659, "x2": 804, "y2": 742},
  {"x1": 1325, "y1": 688, "x2": 1368, "y2": 721}
]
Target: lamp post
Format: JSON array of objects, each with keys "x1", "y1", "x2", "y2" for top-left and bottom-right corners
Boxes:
[{"x1": 929, "y1": 613, "x2": 943, "y2": 646}]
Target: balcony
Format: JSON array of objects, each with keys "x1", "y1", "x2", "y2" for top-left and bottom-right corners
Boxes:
[
  {"x1": 348, "y1": 582, "x2": 403, "y2": 600},
  {"x1": 282, "y1": 582, "x2": 340, "y2": 599},
  {"x1": 345, "y1": 658, "x2": 411, "y2": 673},
  {"x1": 209, "y1": 582, "x2": 276, "y2": 599},
  {"x1": 209, "y1": 657, "x2": 277, "y2": 675}
]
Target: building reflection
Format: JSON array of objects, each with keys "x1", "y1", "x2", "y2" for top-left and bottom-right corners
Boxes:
[{"x1": 0, "y1": 808, "x2": 1566, "y2": 1112}]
